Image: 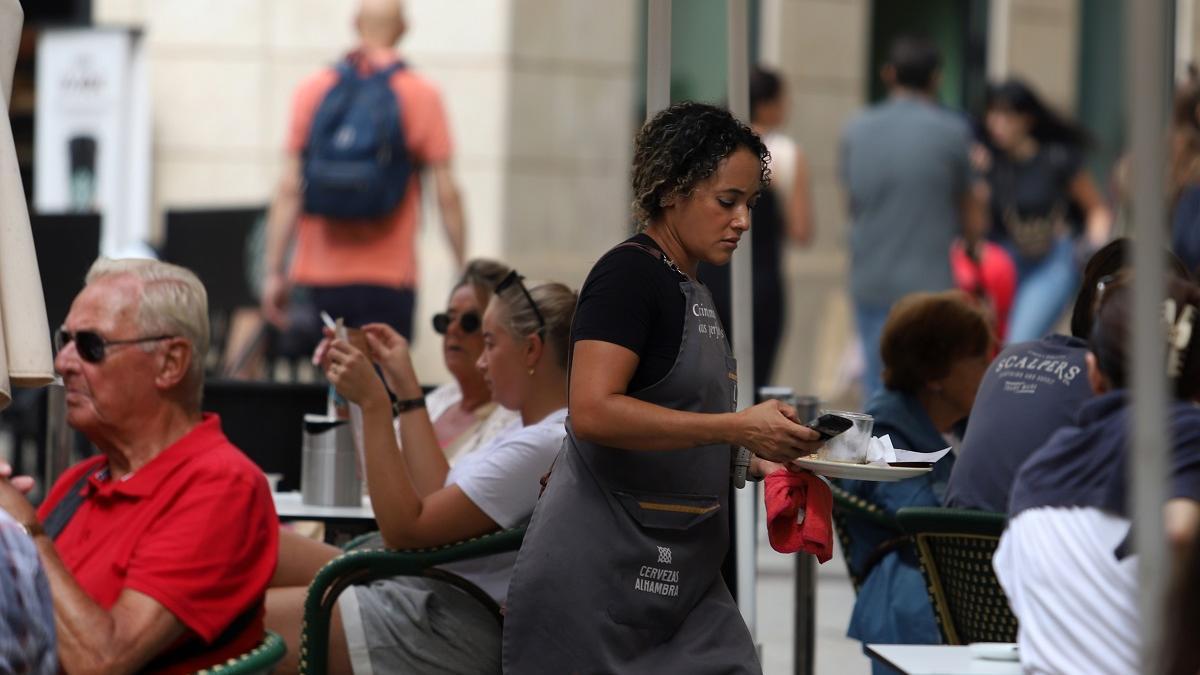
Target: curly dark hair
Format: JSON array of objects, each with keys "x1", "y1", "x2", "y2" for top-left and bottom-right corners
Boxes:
[{"x1": 631, "y1": 101, "x2": 771, "y2": 227}]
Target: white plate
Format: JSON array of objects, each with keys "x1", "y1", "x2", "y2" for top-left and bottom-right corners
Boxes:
[
  {"x1": 790, "y1": 455, "x2": 932, "y2": 482},
  {"x1": 968, "y1": 642, "x2": 1019, "y2": 661}
]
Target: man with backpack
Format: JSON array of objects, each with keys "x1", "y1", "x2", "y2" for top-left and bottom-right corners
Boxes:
[{"x1": 262, "y1": 0, "x2": 465, "y2": 356}]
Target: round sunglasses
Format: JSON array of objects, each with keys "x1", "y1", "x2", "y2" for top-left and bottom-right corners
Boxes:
[
  {"x1": 431, "y1": 311, "x2": 481, "y2": 335},
  {"x1": 55, "y1": 328, "x2": 175, "y2": 364}
]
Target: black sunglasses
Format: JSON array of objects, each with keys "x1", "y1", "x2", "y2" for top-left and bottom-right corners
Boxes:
[
  {"x1": 495, "y1": 271, "x2": 546, "y2": 335},
  {"x1": 55, "y1": 328, "x2": 176, "y2": 364},
  {"x1": 431, "y1": 311, "x2": 481, "y2": 335}
]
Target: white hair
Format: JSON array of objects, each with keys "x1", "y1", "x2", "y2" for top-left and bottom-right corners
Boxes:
[{"x1": 85, "y1": 258, "x2": 209, "y2": 409}]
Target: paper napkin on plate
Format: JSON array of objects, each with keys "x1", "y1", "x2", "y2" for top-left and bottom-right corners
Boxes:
[{"x1": 865, "y1": 434, "x2": 951, "y2": 466}]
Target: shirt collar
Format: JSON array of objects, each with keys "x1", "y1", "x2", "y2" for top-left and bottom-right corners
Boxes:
[
  {"x1": 89, "y1": 414, "x2": 226, "y2": 499},
  {"x1": 1076, "y1": 390, "x2": 1128, "y2": 427},
  {"x1": 867, "y1": 388, "x2": 946, "y2": 451},
  {"x1": 1042, "y1": 333, "x2": 1089, "y2": 349}
]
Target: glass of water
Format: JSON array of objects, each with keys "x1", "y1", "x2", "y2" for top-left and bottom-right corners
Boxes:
[{"x1": 816, "y1": 410, "x2": 874, "y2": 464}]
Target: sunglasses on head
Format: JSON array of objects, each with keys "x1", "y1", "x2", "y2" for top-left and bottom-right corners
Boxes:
[
  {"x1": 432, "y1": 311, "x2": 481, "y2": 335},
  {"x1": 495, "y1": 271, "x2": 546, "y2": 335},
  {"x1": 54, "y1": 328, "x2": 176, "y2": 364}
]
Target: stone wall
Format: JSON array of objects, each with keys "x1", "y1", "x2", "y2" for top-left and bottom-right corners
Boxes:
[{"x1": 90, "y1": 0, "x2": 637, "y2": 384}]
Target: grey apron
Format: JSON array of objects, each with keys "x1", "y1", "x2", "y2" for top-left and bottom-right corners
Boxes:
[{"x1": 502, "y1": 244, "x2": 760, "y2": 674}]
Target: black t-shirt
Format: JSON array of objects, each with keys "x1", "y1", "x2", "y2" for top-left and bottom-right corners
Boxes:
[
  {"x1": 987, "y1": 143, "x2": 1082, "y2": 250},
  {"x1": 988, "y1": 143, "x2": 1081, "y2": 218},
  {"x1": 571, "y1": 233, "x2": 687, "y2": 393}
]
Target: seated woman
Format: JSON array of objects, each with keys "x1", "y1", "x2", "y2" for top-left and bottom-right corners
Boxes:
[
  {"x1": 265, "y1": 273, "x2": 576, "y2": 675},
  {"x1": 840, "y1": 291, "x2": 992, "y2": 662},
  {"x1": 994, "y1": 274, "x2": 1200, "y2": 675},
  {"x1": 409, "y1": 258, "x2": 519, "y2": 463}
]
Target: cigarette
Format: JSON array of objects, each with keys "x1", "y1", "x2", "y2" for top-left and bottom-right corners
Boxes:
[{"x1": 319, "y1": 311, "x2": 338, "y2": 331}]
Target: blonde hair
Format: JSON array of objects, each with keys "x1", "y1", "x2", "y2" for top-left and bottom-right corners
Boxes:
[
  {"x1": 85, "y1": 258, "x2": 209, "y2": 409},
  {"x1": 492, "y1": 279, "x2": 576, "y2": 371}
]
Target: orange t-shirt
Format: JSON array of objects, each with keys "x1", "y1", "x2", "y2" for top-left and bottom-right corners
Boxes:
[{"x1": 286, "y1": 55, "x2": 452, "y2": 289}]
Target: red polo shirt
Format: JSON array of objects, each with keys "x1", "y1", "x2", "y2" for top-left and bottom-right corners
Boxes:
[{"x1": 37, "y1": 414, "x2": 279, "y2": 674}]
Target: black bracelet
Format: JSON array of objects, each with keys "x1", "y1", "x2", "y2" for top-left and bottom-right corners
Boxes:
[{"x1": 392, "y1": 396, "x2": 426, "y2": 416}]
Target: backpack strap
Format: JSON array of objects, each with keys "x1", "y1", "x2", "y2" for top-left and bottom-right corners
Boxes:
[
  {"x1": 42, "y1": 469, "x2": 95, "y2": 541},
  {"x1": 334, "y1": 55, "x2": 406, "y2": 81}
]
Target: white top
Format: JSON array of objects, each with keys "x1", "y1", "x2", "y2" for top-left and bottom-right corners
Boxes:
[
  {"x1": 764, "y1": 131, "x2": 797, "y2": 202},
  {"x1": 441, "y1": 407, "x2": 568, "y2": 603},
  {"x1": 396, "y1": 380, "x2": 520, "y2": 464},
  {"x1": 865, "y1": 645, "x2": 1022, "y2": 675},
  {"x1": 993, "y1": 507, "x2": 1139, "y2": 675}
]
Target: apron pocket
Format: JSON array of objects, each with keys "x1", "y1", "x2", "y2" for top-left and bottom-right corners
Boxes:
[
  {"x1": 612, "y1": 490, "x2": 722, "y2": 530},
  {"x1": 605, "y1": 489, "x2": 725, "y2": 634}
]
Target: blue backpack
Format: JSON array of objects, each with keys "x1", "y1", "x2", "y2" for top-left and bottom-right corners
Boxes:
[{"x1": 302, "y1": 59, "x2": 411, "y2": 220}]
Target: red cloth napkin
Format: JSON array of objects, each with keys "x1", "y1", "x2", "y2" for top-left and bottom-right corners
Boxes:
[{"x1": 764, "y1": 469, "x2": 833, "y2": 562}]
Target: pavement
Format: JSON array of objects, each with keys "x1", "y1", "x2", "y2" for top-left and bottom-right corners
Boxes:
[{"x1": 753, "y1": 494, "x2": 872, "y2": 674}]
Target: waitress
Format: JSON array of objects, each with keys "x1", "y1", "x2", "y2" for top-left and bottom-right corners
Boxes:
[{"x1": 502, "y1": 101, "x2": 822, "y2": 673}]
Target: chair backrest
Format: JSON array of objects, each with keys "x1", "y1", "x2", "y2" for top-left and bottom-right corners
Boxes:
[
  {"x1": 301, "y1": 526, "x2": 527, "y2": 675},
  {"x1": 29, "y1": 212, "x2": 101, "y2": 331},
  {"x1": 196, "y1": 630, "x2": 287, "y2": 675},
  {"x1": 162, "y1": 207, "x2": 264, "y2": 315},
  {"x1": 895, "y1": 506, "x2": 1017, "y2": 645},
  {"x1": 829, "y1": 483, "x2": 903, "y2": 592},
  {"x1": 201, "y1": 379, "x2": 328, "y2": 492}
]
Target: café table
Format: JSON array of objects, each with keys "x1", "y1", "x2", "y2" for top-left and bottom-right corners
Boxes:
[
  {"x1": 865, "y1": 644, "x2": 1022, "y2": 675},
  {"x1": 273, "y1": 490, "x2": 376, "y2": 545}
]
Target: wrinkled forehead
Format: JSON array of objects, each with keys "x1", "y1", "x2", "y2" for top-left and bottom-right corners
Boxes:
[{"x1": 66, "y1": 275, "x2": 141, "y2": 331}]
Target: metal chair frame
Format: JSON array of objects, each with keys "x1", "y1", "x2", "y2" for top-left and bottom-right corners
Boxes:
[
  {"x1": 896, "y1": 506, "x2": 1016, "y2": 645},
  {"x1": 299, "y1": 526, "x2": 526, "y2": 675}
]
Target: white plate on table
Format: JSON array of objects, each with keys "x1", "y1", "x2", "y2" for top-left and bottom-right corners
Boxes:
[
  {"x1": 968, "y1": 642, "x2": 1019, "y2": 661},
  {"x1": 790, "y1": 455, "x2": 932, "y2": 482}
]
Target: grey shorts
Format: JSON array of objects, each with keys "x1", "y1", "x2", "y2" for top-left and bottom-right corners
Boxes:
[{"x1": 339, "y1": 575, "x2": 501, "y2": 675}]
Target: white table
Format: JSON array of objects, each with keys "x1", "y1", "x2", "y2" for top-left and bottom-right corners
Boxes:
[
  {"x1": 272, "y1": 491, "x2": 374, "y2": 522},
  {"x1": 865, "y1": 645, "x2": 1022, "y2": 675}
]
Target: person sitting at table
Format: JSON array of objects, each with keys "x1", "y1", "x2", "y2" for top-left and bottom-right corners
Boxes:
[
  {"x1": 839, "y1": 291, "x2": 992, "y2": 666},
  {"x1": 271, "y1": 260, "x2": 519, "y2": 573},
  {"x1": 399, "y1": 258, "x2": 519, "y2": 464},
  {"x1": 265, "y1": 272, "x2": 575, "y2": 674},
  {"x1": 945, "y1": 239, "x2": 1191, "y2": 512},
  {"x1": 0, "y1": 258, "x2": 279, "y2": 674},
  {"x1": 994, "y1": 273, "x2": 1200, "y2": 675}
]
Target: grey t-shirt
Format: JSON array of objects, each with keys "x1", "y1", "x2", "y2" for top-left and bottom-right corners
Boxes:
[
  {"x1": 944, "y1": 334, "x2": 1092, "y2": 512},
  {"x1": 840, "y1": 96, "x2": 972, "y2": 307}
]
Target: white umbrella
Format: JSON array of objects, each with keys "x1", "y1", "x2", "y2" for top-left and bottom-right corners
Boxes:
[{"x1": 0, "y1": 0, "x2": 57, "y2": 410}]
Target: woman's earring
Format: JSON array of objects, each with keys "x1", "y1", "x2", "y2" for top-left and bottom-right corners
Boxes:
[{"x1": 528, "y1": 368, "x2": 535, "y2": 376}]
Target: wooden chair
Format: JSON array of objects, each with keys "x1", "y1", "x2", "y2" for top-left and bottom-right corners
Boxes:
[
  {"x1": 299, "y1": 527, "x2": 526, "y2": 675},
  {"x1": 895, "y1": 506, "x2": 1018, "y2": 645},
  {"x1": 195, "y1": 631, "x2": 287, "y2": 675}
]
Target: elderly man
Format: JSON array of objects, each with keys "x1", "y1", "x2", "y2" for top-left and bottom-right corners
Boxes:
[{"x1": 0, "y1": 258, "x2": 279, "y2": 674}]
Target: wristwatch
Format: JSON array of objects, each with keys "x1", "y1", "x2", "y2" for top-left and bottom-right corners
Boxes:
[
  {"x1": 21, "y1": 519, "x2": 44, "y2": 539},
  {"x1": 392, "y1": 396, "x2": 426, "y2": 416}
]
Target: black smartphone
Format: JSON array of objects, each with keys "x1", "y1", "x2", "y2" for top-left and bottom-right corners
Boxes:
[{"x1": 805, "y1": 413, "x2": 854, "y2": 441}]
